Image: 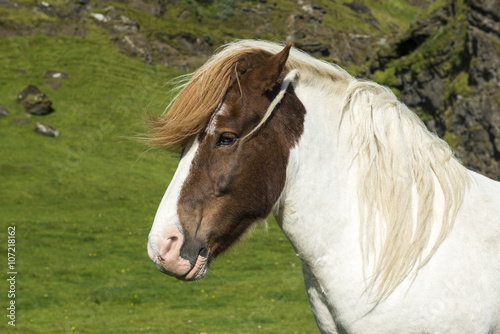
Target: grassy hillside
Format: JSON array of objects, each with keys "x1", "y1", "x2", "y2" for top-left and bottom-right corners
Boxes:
[
  {"x1": 0, "y1": 0, "x2": 432, "y2": 72},
  {"x1": 0, "y1": 31, "x2": 316, "y2": 333}
]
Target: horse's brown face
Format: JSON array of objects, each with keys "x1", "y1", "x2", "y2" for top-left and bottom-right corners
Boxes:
[{"x1": 147, "y1": 45, "x2": 306, "y2": 280}]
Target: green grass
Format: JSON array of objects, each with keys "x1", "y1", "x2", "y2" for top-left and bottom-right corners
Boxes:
[{"x1": 0, "y1": 33, "x2": 316, "y2": 333}]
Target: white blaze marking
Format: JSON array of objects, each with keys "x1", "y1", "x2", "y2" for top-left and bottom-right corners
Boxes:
[
  {"x1": 148, "y1": 138, "x2": 200, "y2": 246},
  {"x1": 206, "y1": 103, "x2": 229, "y2": 135}
]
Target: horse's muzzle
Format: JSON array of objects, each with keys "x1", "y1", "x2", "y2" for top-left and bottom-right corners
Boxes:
[{"x1": 147, "y1": 229, "x2": 209, "y2": 281}]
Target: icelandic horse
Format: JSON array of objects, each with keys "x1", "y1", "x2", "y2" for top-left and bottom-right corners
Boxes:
[{"x1": 147, "y1": 40, "x2": 500, "y2": 333}]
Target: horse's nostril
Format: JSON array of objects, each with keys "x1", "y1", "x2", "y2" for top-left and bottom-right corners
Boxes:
[
  {"x1": 154, "y1": 236, "x2": 180, "y2": 262},
  {"x1": 199, "y1": 247, "x2": 208, "y2": 257}
]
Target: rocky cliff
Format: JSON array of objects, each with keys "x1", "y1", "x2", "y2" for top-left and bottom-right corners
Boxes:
[{"x1": 365, "y1": 0, "x2": 500, "y2": 180}]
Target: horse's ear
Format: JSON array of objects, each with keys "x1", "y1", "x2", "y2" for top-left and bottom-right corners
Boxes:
[{"x1": 244, "y1": 43, "x2": 292, "y2": 93}]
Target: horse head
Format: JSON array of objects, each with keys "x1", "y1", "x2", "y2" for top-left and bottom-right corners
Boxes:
[{"x1": 147, "y1": 44, "x2": 306, "y2": 280}]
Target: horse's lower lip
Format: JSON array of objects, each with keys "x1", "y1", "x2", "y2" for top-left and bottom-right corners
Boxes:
[{"x1": 181, "y1": 255, "x2": 208, "y2": 281}]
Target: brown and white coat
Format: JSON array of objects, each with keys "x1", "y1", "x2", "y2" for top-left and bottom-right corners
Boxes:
[{"x1": 147, "y1": 40, "x2": 500, "y2": 333}]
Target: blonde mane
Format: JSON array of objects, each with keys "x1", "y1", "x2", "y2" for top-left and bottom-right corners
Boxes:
[
  {"x1": 149, "y1": 40, "x2": 470, "y2": 301},
  {"x1": 341, "y1": 81, "x2": 471, "y2": 301},
  {"x1": 148, "y1": 40, "x2": 350, "y2": 151}
]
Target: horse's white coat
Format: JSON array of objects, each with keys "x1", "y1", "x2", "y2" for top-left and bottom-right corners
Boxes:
[{"x1": 274, "y1": 78, "x2": 500, "y2": 333}]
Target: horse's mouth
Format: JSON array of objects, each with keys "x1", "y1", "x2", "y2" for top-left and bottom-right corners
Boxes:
[
  {"x1": 180, "y1": 254, "x2": 209, "y2": 281},
  {"x1": 151, "y1": 251, "x2": 209, "y2": 281}
]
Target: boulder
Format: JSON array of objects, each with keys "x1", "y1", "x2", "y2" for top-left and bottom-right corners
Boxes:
[
  {"x1": 33, "y1": 122, "x2": 60, "y2": 137},
  {"x1": 0, "y1": 104, "x2": 8, "y2": 117},
  {"x1": 17, "y1": 85, "x2": 53, "y2": 115}
]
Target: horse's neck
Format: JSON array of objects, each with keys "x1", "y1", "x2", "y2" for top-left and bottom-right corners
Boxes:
[
  {"x1": 274, "y1": 81, "x2": 500, "y2": 332},
  {"x1": 275, "y1": 82, "x2": 363, "y2": 272},
  {"x1": 274, "y1": 82, "x2": 373, "y2": 325}
]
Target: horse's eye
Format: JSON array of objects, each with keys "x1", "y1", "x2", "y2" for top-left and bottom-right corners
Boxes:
[{"x1": 216, "y1": 132, "x2": 238, "y2": 147}]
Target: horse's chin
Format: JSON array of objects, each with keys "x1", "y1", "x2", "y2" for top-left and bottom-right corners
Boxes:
[{"x1": 179, "y1": 255, "x2": 209, "y2": 281}]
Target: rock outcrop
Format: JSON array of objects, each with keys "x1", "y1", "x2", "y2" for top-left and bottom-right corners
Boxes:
[{"x1": 366, "y1": 0, "x2": 500, "y2": 180}]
